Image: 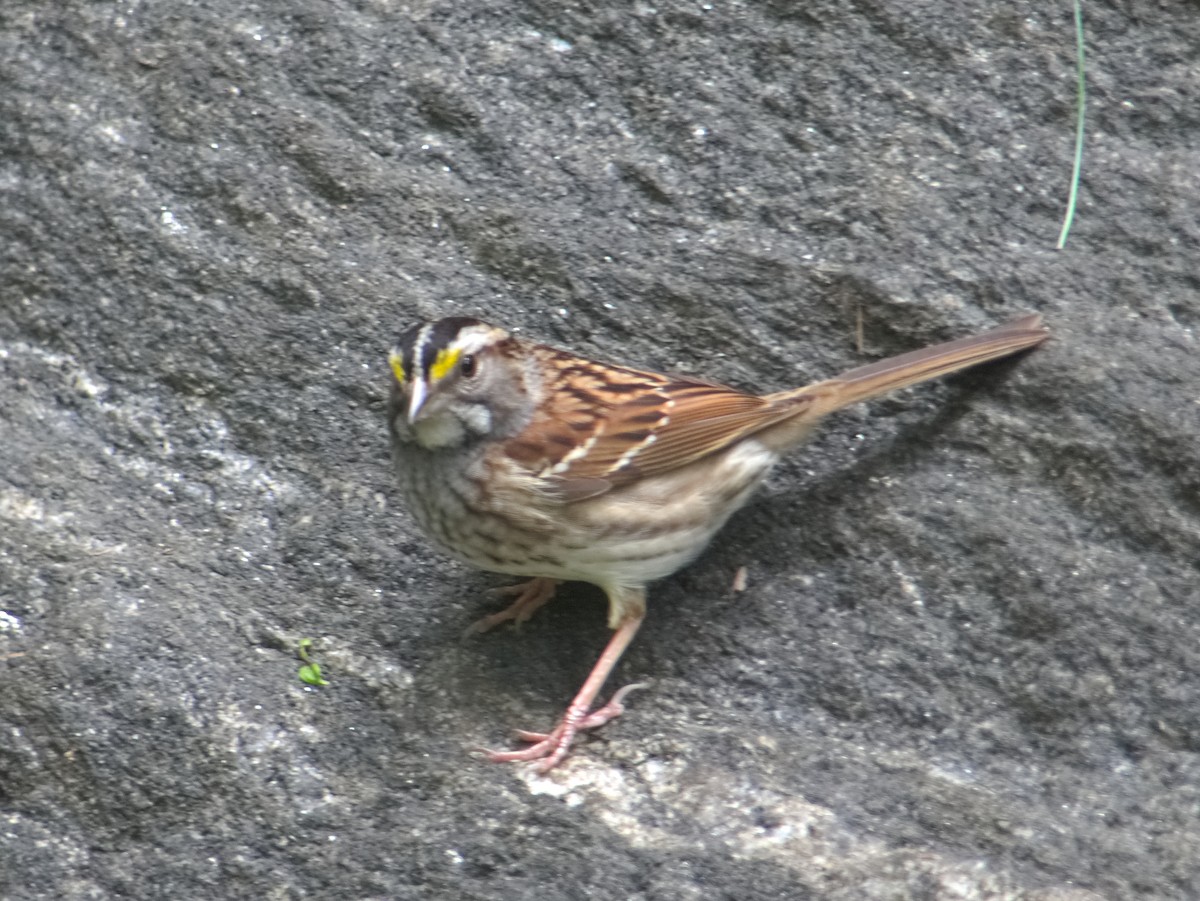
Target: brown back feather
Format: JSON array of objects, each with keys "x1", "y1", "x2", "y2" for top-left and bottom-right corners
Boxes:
[{"x1": 504, "y1": 346, "x2": 805, "y2": 501}]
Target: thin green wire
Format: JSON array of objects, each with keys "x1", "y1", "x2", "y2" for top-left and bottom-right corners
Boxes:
[{"x1": 1056, "y1": 0, "x2": 1086, "y2": 249}]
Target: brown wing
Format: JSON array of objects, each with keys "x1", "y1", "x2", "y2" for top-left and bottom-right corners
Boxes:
[
  {"x1": 502, "y1": 345, "x2": 808, "y2": 501},
  {"x1": 500, "y1": 315, "x2": 1048, "y2": 502}
]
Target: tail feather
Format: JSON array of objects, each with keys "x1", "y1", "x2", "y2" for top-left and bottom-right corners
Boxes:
[{"x1": 774, "y1": 314, "x2": 1049, "y2": 419}]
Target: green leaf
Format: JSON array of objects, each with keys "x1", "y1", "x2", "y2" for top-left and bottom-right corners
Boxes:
[{"x1": 298, "y1": 663, "x2": 329, "y2": 687}]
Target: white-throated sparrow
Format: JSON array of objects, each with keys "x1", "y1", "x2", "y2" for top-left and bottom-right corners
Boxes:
[{"x1": 388, "y1": 313, "x2": 1048, "y2": 771}]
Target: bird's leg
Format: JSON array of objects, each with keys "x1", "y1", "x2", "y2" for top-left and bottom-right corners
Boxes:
[
  {"x1": 484, "y1": 600, "x2": 646, "y2": 773},
  {"x1": 466, "y1": 577, "x2": 562, "y2": 635}
]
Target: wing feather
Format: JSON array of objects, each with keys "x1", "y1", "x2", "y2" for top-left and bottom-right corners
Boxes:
[{"x1": 504, "y1": 346, "x2": 808, "y2": 501}]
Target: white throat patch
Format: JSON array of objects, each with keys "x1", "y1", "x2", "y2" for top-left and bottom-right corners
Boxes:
[{"x1": 412, "y1": 404, "x2": 493, "y2": 449}]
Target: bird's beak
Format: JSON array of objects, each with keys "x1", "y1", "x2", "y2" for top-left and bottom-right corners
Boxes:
[{"x1": 406, "y1": 378, "x2": 429, "y2": 424}]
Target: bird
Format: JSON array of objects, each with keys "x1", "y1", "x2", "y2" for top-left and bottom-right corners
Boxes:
[{"x1": 386, "y1": 312, "x2": 1049, "y2": 772}]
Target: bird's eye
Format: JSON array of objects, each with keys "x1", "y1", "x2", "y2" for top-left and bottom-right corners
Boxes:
[{"x1": 460, "y1": 354, "x2": 478, "y2": 378}]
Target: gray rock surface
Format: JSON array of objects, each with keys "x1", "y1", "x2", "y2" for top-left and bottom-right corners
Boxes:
[{"x1": 2, "y1": 1, "x2": 1197, "y2": 898}]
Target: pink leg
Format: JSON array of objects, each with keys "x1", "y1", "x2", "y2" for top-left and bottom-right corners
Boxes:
[
  {"x1": 484, "y1": 610, "x2": 646, "y2": 773},
  {"x1": 466, "y1": 577, "x2": 561, "y2": 635}
]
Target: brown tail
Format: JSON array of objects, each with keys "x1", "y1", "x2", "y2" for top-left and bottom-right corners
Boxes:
[{"x1": 776, "y1": 313, "x2": 1049, "y2": 419}]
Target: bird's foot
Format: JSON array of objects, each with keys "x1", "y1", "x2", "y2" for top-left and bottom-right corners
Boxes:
[
  {"x1": 483, "y1": 683, "x2": 647, "y2": 773},
  {"x1": 465, "y1": 577, "x2": 562, "y2": 636}
]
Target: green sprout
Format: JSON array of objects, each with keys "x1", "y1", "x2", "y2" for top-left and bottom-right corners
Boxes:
[{"x1": 297, "y1": 638, "x2": 329, "y2": 686}]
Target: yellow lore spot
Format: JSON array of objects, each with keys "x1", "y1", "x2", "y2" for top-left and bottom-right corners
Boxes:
[
  {"x1": 429, "y1": 346, "x2": 462, "y2": 383},
  {"x1": 388, "y1": 351, "x2": 406, "y2": 384}
]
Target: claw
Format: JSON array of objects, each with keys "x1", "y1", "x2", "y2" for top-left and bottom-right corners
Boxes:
[
  {"x1": 465, "y1": 577, "x2": 561, "y2": 636},
  {"x1": 483, "y1": 680, "x2": 649, "y2": 772}
]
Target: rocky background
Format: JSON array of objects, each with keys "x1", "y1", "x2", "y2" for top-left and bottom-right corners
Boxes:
[{"x1": 2, "y1": 1, "x2": 1197, "y2": 898}]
